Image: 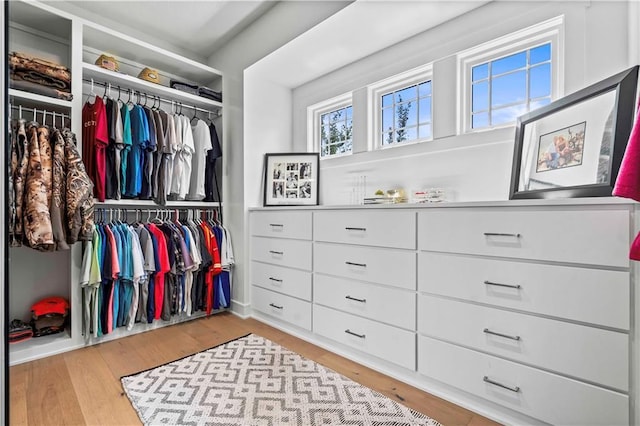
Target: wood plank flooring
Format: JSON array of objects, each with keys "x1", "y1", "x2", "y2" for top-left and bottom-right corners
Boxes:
[{"x1": 9, "y1": 313, "x2": 501, "y2": 426}]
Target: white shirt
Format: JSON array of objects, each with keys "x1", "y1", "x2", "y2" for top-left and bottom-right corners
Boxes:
[{"x1": 187, "y1": 119, "x2": 212, "y2": 200}]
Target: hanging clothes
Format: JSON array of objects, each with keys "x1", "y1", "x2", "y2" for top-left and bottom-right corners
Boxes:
[
  {"x1": 8, "y1": 116, "x2": 93, "y2": 251},
  {"x1": 82, "y1": 95, "x2": 109, "y2": 202}
]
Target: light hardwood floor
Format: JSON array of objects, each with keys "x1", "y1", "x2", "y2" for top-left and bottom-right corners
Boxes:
[{"x1": 10, "y1": 313, "x2": 501, "y2": 426}]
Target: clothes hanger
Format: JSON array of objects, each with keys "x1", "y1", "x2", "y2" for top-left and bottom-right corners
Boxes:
[
  {"x1": 86, "y1": 78, "x2": 97, "y2": 104},
  {"x1": 190, "y1": 105, "x2": 198, "y2": 124}
]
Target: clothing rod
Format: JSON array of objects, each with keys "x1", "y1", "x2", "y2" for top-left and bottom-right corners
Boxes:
[
  {"x1": 9, "y1": 104, "x2": 70, "y2": 119},
  {"x1": 82, "y1": 78, "x2": 221, "y2": 116}
]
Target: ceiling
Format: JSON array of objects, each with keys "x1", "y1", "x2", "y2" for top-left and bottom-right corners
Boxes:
[{"x1": 54, "y1": 0, "x2": 279, "y2": 59}]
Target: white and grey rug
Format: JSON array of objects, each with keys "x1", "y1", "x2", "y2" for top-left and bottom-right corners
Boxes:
[{"x1": 121, "y1": 333, "x2": 441, "y2": 425}]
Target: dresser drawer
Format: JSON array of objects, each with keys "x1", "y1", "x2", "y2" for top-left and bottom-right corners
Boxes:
[
  {"x1": 418, "y1": 208, "x2": 629, "y2": 267},
  {"x1": 314, "y1": 210, "x2": 416, "y2": 249},
  {"x1": 251, "y1": 262, "x2": 312, "y2": 301},
  {"x1": 313, "y1": 305, "x2": 415, "y2": 370},
  {"x1": 314, "y1": 242, "x2": 415, "y2": 290},
  {"x1": 252, "y1": 286, "x2": 312, "y2": 330},
  {"x1": 418, "y1": 252, "x2": 630, "y2": 330},
  {"x1": 419, "y1": 336, "x2": 628, "y2": 426},
  {"x1": 419, "y1": 295, "x2": 628, "y2": 391},
  {"x1": 314, "y1": 274, "x2": 416, "y2": 331},
  {"x1": 251, "y1": 236, "x2": 312, "y2": 271},
  {"x1": 250, "y1": 210, "x2": 312, "y2": 240}
]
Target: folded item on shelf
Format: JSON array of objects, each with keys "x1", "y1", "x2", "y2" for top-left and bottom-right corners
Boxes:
[
  {"x1": 169, "y1": 79, "x2": 199, "y2": 95},
  {"x1": 9, "y1": 319, "x2": 33, "y2": 344},
  {"x1": 170, "y1": 79, "x2": 222, "y2": 102},
  {"x1": 198, "y1": 86, "x2": 222, "y2": 102},
  {"x1": 9, "y1": 76, "x2": 73, "y2": 101},
  {"x1": 9, "y1": 51, "x2": 71, "y2": 91}
]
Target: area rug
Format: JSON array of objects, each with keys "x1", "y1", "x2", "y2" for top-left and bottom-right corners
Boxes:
[{"x1": 121, "y1": 333, "x2": 441, "y2": 425}]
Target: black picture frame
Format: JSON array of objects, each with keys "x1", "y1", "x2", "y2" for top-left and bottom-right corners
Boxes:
[
  {"x1": 263, "y1": 152, "x2": 320, "y2": 206},
  {"x1": 509, "y1": 65, "x2": 639, "y2": 200}
]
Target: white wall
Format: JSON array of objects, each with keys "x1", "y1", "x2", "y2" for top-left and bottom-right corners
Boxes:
[
  {"x1": 206, "y1": 1, "x2": 352, "y2": 314},
  {"x1": 292, "y1": 1, "x2": 631, "y2": 204}
]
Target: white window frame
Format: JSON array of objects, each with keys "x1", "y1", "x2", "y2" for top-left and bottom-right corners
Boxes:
[
  {"x1": 368, "y1": 63, "x2": 433, "y2": 151},
  {"x1": 307, "y1": 92, "x2": 353, "y2": 159},
  {"x1": 457, "y1": 15, "x2": 564, "y2": 134}
]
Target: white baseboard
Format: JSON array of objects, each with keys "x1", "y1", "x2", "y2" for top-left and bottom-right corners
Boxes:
[{"x1": 230, "y1": 299, "x2": 251, "y2": 318}]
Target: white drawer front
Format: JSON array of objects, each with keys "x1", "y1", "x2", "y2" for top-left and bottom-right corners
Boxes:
[
  {"x1": 252, "y1": 286, "x2": 312, "y2": 330},
  {"x1": 314, "y1": 242, "x2": 416, "y2": 290},
  {"x1": 418, "y1": 252, "x2": 630, "y2": 330},
  {"x1": 314, "y1": 274, "x2": 416, "y2": 331},
  {"x1": 419, "y1": 295, "x2": 629, "y2": 391},
  {"x1": 251, "y1": 237, "x2": 312, "y2": 271},
  {"x1": 251, "y1": 262, "x2": 312, "y2": 301},
  {"x1": 250, "y1": 211, "x2": 312, "y2": 240},
  {"x1": 418, "y1": 208, "x2": 629, "y2": 267},
  {"x1": 314, "y1": 210, "x2": 416, "y2": 249},
  {"x1": 313, "y1": 304, "x2": 416, "y2": 370},
  {"x1": 419, "y1": 336, "x2": 629, "y2": 426}
]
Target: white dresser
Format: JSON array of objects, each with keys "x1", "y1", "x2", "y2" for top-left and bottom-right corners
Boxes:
[
  {"x1": 250, "y1": 211, "x2": 313, "y2": 330},
  {"x1": 248, "y1": 200, "x2": 637, "y2": 425}
]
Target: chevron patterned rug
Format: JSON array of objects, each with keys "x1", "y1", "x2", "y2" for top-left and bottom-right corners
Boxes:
[{"x1": 121, "y1": 333, "x2": 440, "y2": 425}]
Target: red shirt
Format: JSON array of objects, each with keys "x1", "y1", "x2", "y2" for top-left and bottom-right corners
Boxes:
[
  {"x1": 147, "y1": 224, "x2": 170, "y2": 320},
  {"x1": 82, "y1": 96, "x2": 109, "y2": 201}
]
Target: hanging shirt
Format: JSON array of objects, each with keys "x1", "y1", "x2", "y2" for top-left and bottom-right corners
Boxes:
[
  {"x1": 187, "y1": 119, "x2": 212, "y2": 200},
  {"x1": 82, "y1": 96, "x2": 109, "y2": 201},
  {"x1": 204, "y1": 122, "x2": 222, "y2": 202},
  {"x1": 147, "y1": 223, "x2": 170, "y2": 320},
  {"x1": 120, "y1": 103, "x2": 133, "y2": 196},
  {"x1": 126, "y1": 105, "x2": 149, "y2": 197},
  {"x1": 151, "y1": 110, "x2": 165, "y2": 200},
  {"x1": 113, "y1": 99, "x2": 125, "y2": 200},
  {"x1": 167, "y1": 113, "x2": 182, "y2": 198}
]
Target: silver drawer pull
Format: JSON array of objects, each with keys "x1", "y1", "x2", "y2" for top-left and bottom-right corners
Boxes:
[
  {"x1": 483, "y1": 376, "x2": 520, "y2": 393},
  {"x1": 345, "y1": 295, "x2": 366, "y2": 303},
  {"x1": 269, "y1": 277, "x2": 283, "y2": 283},
  {"x1": 345, "y1": 329, "x2": 366, "y2": 339},
  {"x1": 345, "y1": 261, "x2": 367, "y2": 267},
  {"x1": 345, "y1": 227, "x2": 367, "y2": 231},
  {"x1": 483, "y1": 328, "x2": 521, "y2": 341},
  {"x1": 269, "y1": 303, "x2": 283, "y2": 310},
  {"x1": 484, "y1": 280, "x2": 521, "y2": 290},
  {"x1": 269, "y1": 223, "x2": 284, "y2": 227},
  {"x1": 484, "y1": 232, "x2": 521, "y2": 238},
  {"x1": 269, "y1": 250, "x2": 284, "y2": 255}
]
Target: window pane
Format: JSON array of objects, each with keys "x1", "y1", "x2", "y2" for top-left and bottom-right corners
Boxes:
[
  {"x1": 419, "y1": 123, "x2": 432, "y2": 139},
  {"x1": 472, "y1": 112, "x2": 489, "y2": 129},
  {"x1": 491, "y1": 104, "x2": 527, "y2": 126},
  {"x1": 472, "y1": 63, "x2": 488, "y2": 82},
  {"x1": 419, "y1": 97, "x2": 431, "y2": 124},
  {"x1": 530, "y1": 43, "x2": 551, "y2": 64},
  {"x1": 472, "y1": 81, "x2": 488, "y2": 113},
  {"x1": 397, "y1": 126, "x2": 417, "y2": 143},
  {"x1": 345, "y1": 106, "x2": 353, "y2": 119},
  {"x1": 395, "y1": 85, "x2": 417, "y2": 103},
  {"x1": 382, "y1": 129, "x2": 394, "y2": 145},
  {"x1": 492, "y1": 71, "x2": 526, "y2": 107},
  {"x1": 419, "y1": 81, "x2": 432, "y2": 97},
  {"x1": 382, "y1": 93, "x2": 393, "y2": 107},
  {"x1": 492, "y1": 51, "x2": 526, "y2": 75},
  {"x1": 530, "y1": 97, "x2": 551, "y2": 111},
  {"x1": 321, "y1": 113, "x2": 329, "y2": 125},
  {"x1": 530, "y1": 63, "x2": 551, "y2": 99},
  {"x1": 395, "y1": 101, "x2": 416, "y2": 128},
  {"x1": 382, "y1": 107, "x2": 393, "y2": 132}
]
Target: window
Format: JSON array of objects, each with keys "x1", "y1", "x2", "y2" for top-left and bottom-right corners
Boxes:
[
  {"x1": 320, "y1": 105, "x2": 353, "y2": 157},
  {"x1": 459, "y1": 16, "x2": 564, "y2": 132},
  {"x1": 471, "y1": 43, "x2": 551, "y2": 129},
  {"x1": 368, "y1": 63, "x2": 433, "y2": 150},
  {"x1": 308, "y1": 93, "x2": 353, "y2": 158},
  {"x1": 381, "y1": 80, "x2": 432, "y2": 146}
]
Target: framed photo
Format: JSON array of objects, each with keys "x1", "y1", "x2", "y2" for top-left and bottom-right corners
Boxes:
[
  {"x1": 510, "y1": 65, "x2": 638, "y2": 199},
  {"x1": 263, "y1": 153, "x2": 320, "y2": 206}
]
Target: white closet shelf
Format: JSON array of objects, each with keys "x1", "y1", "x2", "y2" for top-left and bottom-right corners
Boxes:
[
  {"x1": 82, "y1": 22, "x2": 222, "y2": 84},
  {"x1": 95, "y1": 199, "x2": 222, "y2": 209},
  {"x1": 9, "y1": 88, "x2": 73, "y2": 108},
  {"x1": 9, "y1": 330, "x2": 73, "y2": 366},
  {"x1": 83, "y1": 63, "x2": 222, "y2": 111}
]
